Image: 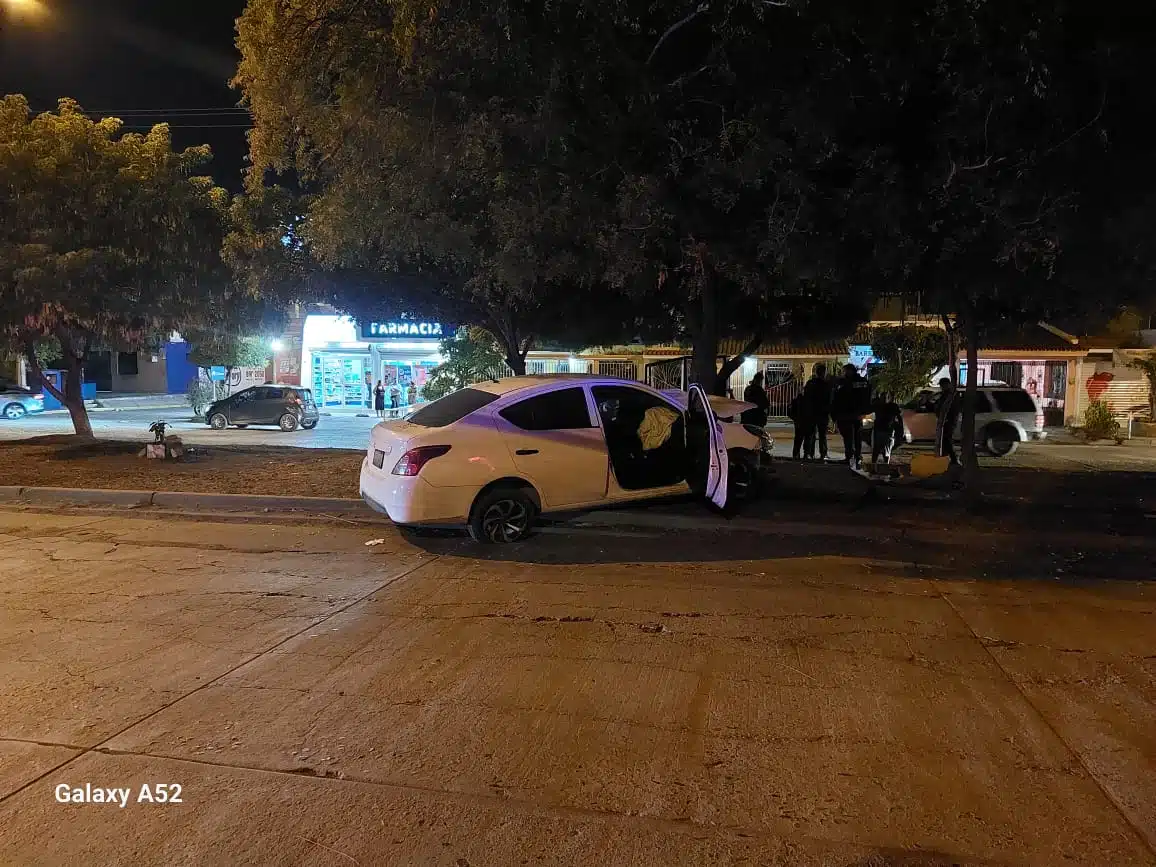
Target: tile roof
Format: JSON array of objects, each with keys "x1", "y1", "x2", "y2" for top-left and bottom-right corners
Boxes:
[{"x1": 717, "y1": 338, "x2": 850, "y2": 358}]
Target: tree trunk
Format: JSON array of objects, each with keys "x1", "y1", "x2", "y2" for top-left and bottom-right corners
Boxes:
[
  {"x1": 959, "y1": 308, "x2": 980, "y2": 498},
  {"x1": 62, "y1": 355, "x2": 93, "y2": 438},
  {"x1": 689, "y1": 277, "x2": 720, "y2": 390},
  {"x1": 713, "y1": 334, "x2": 762, "y2": 396},
  {"x1": 504, "y1": 350, "x2": 527, "y2": 376}
]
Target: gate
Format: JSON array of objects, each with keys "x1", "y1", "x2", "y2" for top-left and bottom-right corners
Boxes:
[
  {"x1": 644, "y1": 357, "x2": 692, "y2": 391},
  {"x1": 763, "y1": 362, "x2": 805, "y2": 419}
]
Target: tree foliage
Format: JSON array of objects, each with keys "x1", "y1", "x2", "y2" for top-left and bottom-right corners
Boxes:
[
  {"x1": 422, "y1": 327, "x2": 508, "y2": 401},
  {"x1": 0, "y1": 96, "x2": 233, "y2": 435},
  {"x1": 867, "y1": 326, "x2": 947, "y2": 403}
]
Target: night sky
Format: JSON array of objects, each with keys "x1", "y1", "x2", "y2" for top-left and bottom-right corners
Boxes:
[{"x1": 0, "y1": 0, "x2": 248, "y2": 190}]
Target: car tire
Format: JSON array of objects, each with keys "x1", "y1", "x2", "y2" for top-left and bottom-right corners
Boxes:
[
  {"x1": 727, "y1": 449, "x2": 761, "y2": 503},
  {"x1": 3, "y1": 402, "x2": 27, "y2": 420},
  {"x1": 301, "y1": 420, "x2": 318, "y2": 430},
  {"x1": 984, "y1": 424, "x2": 1020, "y2": 457},
  {"x1": 278, "y1": 413, "x2": 299, "y2": 432},
  {"x1": 208, "y1": 413, "x2": 228, "y2": 430},
  {"x1": 468, "y1": 486, "x2": 536, "y2": 544}
]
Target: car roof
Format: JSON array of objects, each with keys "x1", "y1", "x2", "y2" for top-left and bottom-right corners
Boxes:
[{"x1": 469, "y1": 374, "x2": 647, "y2": 396}]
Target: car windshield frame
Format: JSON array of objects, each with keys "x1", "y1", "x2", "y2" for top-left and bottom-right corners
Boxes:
[{"x1": 406, "y1": 387, "x2": 500, "y2": 428}]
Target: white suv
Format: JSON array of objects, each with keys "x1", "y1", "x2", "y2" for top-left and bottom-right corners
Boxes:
[{"x1": 899, "y1": 387, "x2": 1047, "y2": 456}]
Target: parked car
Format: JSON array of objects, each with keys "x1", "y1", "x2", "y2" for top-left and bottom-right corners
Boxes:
[
  {"x1": 0, "y1": 385, "x2": 45, "y2": 421},
  {"x1": 865, "y1": 386, "x2": 1045, "y2": 457},
  {"x1": 360, "y1": 376, "x2": 730, "y2": 542},
  {"x1": 205, "y1": 385, "x2": 319, "y2": 432}
]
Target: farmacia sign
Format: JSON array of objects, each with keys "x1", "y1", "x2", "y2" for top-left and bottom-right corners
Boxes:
[{"x1": 359, "y1": 321, "x2": 448, "y2": 340}]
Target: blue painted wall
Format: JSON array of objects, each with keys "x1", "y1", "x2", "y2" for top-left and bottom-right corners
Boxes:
[{"x1": 165, "y1": 341, "x2": 200, "y2": 394}]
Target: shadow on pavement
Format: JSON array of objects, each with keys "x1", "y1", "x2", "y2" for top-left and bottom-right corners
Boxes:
[{"x1": 400, "y1": 518, "x2": 1156, "y2": 583}]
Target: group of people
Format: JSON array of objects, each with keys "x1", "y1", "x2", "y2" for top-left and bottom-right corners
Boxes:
[
  {"x1": 372, "y1": 380, "x2": 419, "y2": 418},
  {"x1": 742, "y1": 364, "x2": 907, "y2": 472}
]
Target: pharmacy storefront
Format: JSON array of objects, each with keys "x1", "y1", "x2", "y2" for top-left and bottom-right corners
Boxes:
[{"x1": 301, "y1": 314, "x2": 450, "y2": 410}]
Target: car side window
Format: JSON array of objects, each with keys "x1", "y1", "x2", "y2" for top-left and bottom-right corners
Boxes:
[
  {"x1": 973, "y1": 392, "x2": 993, "y2": 413},
  {"x1": 264, "y1": 388, "x2": 284, "y2": 400},
  {"x1": 500, "y1": 387, "x2": 593, "y2": 431}
]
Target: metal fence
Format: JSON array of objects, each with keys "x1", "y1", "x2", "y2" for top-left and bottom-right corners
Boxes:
[{"x1": 596, "y1": 359, "x2": 640, "y2": 380}]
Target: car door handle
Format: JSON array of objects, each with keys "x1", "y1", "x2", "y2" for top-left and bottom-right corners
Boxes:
[{"x1": 515, "y1": 449, "x2": 539, "y2": 456}]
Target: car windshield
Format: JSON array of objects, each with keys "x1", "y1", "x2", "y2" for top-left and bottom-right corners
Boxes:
[{"x1": 407, "y1": 387, "x2": 499, "y2": 427}]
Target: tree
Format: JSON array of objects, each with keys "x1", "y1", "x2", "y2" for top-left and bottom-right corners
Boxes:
[
  {"x1": 234, "y1": 0, "x2": 612, "y2": 374},
  {"x1": 185, "y1": 332, "x2": 272, "y2": 396},
  {"x1": 0, "y1": 97, "x2": 232, "y2": 436},
  {"x1": 584, "y1": 0, "x2": 889, "y2": 392},
  {"x1": 422, "y1": 327, "x2": 508, "y2": 401},
  {"x1": 868, "y1": 326, "x2": 947, "y2": 404},
  {"x1": 861, "y1": 0, "x2": 1156, "y2": 492}
]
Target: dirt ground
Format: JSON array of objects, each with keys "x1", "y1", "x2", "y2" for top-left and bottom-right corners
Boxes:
[{"x1": 0, "y1": 437, "x2": 363, "y2": 498}]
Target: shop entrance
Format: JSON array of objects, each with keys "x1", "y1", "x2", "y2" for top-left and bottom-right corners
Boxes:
[
  {"x1": 311, "y1": 353, "x2": 371, "y2": 408},
  {"x1": 379, "y1": 359, "x2": 438, "y2": 410}
]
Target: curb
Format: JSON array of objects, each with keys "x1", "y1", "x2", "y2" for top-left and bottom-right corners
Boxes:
[
  {"x1": 0, "y1": 486, "x2": 368, "y2": 514},
  {"x1": 0, "y1": 486, "x2": 1151, "y2": 546}
]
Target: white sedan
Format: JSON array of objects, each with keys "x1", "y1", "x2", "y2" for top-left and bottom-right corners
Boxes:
[{"x1": 360, "y1": 375, "x2": 730, "y2": 542}]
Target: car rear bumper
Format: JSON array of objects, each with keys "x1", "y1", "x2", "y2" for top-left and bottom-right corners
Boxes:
[
  {"x1": 1029, "y1": 430, "x2": 1047, "y2": 441},
  {"x1": 358, "y1": 457, "x2": 476, "y2": 526}
]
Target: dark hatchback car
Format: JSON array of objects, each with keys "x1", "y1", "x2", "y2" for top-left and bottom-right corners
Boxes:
[{"x1": 205, "y1": 385, "x2": 319, "y2": 432}]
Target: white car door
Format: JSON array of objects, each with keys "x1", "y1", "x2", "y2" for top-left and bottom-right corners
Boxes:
[
  {"x1": 493, "y1": 385, "x2": 609, "y2": 509},
  {"x1": 687, "y1": 384, "x2": 729, "y2": 509}
]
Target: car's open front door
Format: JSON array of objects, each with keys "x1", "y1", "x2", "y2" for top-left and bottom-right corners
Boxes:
[{"x1": 686, "y1": 384, "x2": 728, "y2": 509}]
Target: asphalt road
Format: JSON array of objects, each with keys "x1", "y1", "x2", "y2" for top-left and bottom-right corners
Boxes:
[
  {"x1": 1, "y1": 507, "x2": 1153, "y2": 865},
  {"x1": 0, "y1": 407, "x2": 380, "y2": 450}
]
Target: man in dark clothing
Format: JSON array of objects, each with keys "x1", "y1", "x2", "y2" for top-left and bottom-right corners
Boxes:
[
  {"x1": 870, "y1": 393, "x2": 905, "y2": 466},
  {"x1": 741, "y1": 372, "x2": 770, "y2": 429},
  {"x1": 788, "y1": 391, "x2": 812, "y2": 459},
  {"x1": 935, "y1": 377, "x2": 960, "y2": 465},
  {"x1": 830, "y1": 363, "x2": 871, "y2": 470},
  {"x1": 801, "y1": 363, "x2": 832, "y2": 460}
]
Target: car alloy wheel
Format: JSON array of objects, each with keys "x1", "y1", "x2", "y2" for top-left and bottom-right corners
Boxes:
[
  {"x1": 3, "y1": 403, "x2": 27, "y2": 420},
  {"x1": 279, "y1": 413, "x2": 299, "y2": 432},
  {"x1": 208, "y1": 413, "x2": 228, "y2": 430},
  {"x1": 480, "y1": 498, "x2": 531, "y2": 543}
]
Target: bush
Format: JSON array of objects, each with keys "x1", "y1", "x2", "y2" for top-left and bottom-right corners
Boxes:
[
  {"x1": 186, "y1": 380, "x2": 216, "y2": 417},
  {"x1": 1082, "y1": 400, "x2": 1121, "y2": 441}
]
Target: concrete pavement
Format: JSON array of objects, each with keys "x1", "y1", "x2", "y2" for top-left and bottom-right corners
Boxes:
[{"x1": 0, "y1": 508, "x2": 1153, "y2": 865}]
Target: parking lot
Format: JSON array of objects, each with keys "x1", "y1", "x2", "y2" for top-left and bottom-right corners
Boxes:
[{"x1": 1, "y1": 507, "x2": 1153, "y2": 864}]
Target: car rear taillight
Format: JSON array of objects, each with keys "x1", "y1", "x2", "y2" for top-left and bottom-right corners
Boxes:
[
  {"x1": 1035, "y1": 412, "x2": 1045, "y2": 430},
  {"x1": 391, "y1": 445, "x2": 451, "y2": 476}
]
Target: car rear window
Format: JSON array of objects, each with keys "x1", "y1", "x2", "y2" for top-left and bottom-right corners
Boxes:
[
  {"x1": 992, "y1": 390, "x2": 1037, "y2": 413},
  {"x1": 407, "y1": 388, "x2": 499, "y2": 428}
]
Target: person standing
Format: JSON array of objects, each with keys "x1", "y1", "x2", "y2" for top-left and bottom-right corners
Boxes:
[
  {"x1": 935, "y1": 377, "x2": 960, "y2": 465},
  {"x1": 788, "y1": 390, "x2": 812, "y2": 460},
  {"x1": 802, "y1": 363, "x2": 832, "y2": 460},
  {"x1": 407, "y1": 381, "x2": 418, "y2": 406},
  {"x1": 741, "y1": 372, "x2": 770, "y2": 428},
  {"x1": 870, "y1": 392, "x2": 904, "y2": 467},
  {"x1": 373, "y1": 380, "x2": 386, "y2": 418},
  {"x1": 830, "y1": 363, "x2": 871, "y2": 470},
  {"x1": 389, "y1": 384, "x2": 401, "y2": 416}
]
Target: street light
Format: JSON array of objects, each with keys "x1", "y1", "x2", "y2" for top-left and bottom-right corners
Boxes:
[{"x1": 1, "y1": 0, "x2": 49, "y2": 22}]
